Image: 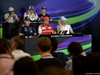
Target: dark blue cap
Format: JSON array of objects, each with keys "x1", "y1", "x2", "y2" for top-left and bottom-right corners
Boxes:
[{"x1": 41, "y1": 6, "x2": 47, "y2": 10}]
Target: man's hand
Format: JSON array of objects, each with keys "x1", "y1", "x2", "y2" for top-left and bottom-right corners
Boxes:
[
  {"x1": 58, "y1": 21, "x2": 62, "y2": 29},
  {"x1": 19, "y1": 33, "x2": 24, "y2": 36},
  {"x1": 70, "y1": 30, "x2": 74, "y2": 34},
  {"x1": 12, "y1": 12, "x2": 14, "y2": 15},
  {"x1": 10, "y1": 12, "x2": 14, "y2": 17},
  {"x1": 34, "y1": 33, "x2": 37, "y2": 35},
  {"x1": 11, "y1": 12, "x2": 20, "y2": 22},
  {"x1": 13, "y1": 14, "x2": 17, "y2": 18},
  {"x1": 34, "y1": 19, "x2": 37, "y2": 21},
  {"x1": 50, "y1": 19, "x2": 52, "y2": 21}
]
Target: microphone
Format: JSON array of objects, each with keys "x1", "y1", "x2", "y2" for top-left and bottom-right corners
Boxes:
[{"x1": 51, "y1": 31, "x2": 53, "y2": 34}]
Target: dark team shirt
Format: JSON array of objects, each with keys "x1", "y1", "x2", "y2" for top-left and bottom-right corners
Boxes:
[
  {"x1": 38, "y1": 13, "x2": 51, "y2": 21},
  {"x1": 51, "y1": 52, "x2": 68, "y2": 61},
  {"x1": 19, "y1": 24, "x2": 36, "y2": 36},
  {"x1": 36, "y1": 58, "x2": 65, "y2": 72}
]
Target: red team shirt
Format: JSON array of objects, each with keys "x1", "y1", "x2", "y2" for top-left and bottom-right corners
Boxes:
[{"x1": 38, "y1": 24, "x2": 55, "y2": 34}]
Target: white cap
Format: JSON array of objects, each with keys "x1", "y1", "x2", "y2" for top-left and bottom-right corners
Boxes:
[
  {"x1": 29, "y1": 6, "x2": 34, "y2": 10},
  {"x1": 8, "y1": 7, "x2": 14, "y2": 11},
  {"x1": 60, "y1": 16, "x2": 67, "y2": 21}
]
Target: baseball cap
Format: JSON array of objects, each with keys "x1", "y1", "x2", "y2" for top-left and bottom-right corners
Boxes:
[
  {"x1": 60, "y1": 16, "x2": 67, "y2": 21},
  {"x1": 43, "y1": 16, "x2": 49, "y2": 21},
  {"x1": 41, "y1": 6, "x2": 47, "y2": 10},
  {"x1": 8, "y1": 7, "x2": 14, "y2": 11},
  {"x1": 29, "y1": 6, "x2": 34, "y2": 10},
  {"x1": 24, "y1": 16, "x2": 30, "y2": 21}
]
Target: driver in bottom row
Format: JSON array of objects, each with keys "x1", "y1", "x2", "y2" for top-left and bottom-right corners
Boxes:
[
  {"x1": 19, "y1": 17, "x2": 37, "y2": 36},
  {"x1": 19, "y1": 16, "x2": 74, "y2": 36}
]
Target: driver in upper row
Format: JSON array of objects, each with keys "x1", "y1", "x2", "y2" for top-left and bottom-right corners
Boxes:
[
  {"x1": 24, "y1": 6, "x2": 38, "y2": 21},
  {"x1": 4, "y1": 7, "x2": 19, "y2": 23},
  {"x1": 38, "y1": 6, "x2": 52, "y2": 21}
]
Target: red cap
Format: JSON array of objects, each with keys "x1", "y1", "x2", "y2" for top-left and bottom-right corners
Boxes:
[{"x1": 43, "y1": 16, "x2": 49, "y2": 21}]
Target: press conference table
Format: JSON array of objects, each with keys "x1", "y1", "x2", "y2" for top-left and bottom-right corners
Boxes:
[{"x1": 23, "y1": 34, "x2": 92, "y2": 55}]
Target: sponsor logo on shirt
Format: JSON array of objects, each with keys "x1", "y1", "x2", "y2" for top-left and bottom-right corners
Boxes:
[
  {"x1": 42, "y1": 27, "x2": 46, "y2": 29},
  {"x1": 48, "y1": 27, "x2": 51, "y2": 29},
  {"x1": 43, "y1": 30, "x2": 52, "y2": 32},
  {"x1": 22, "y1": 24, "x2": 25, "y2": 27},
  {"x1": 29, "y1": 28, "x2": 33, "y2": 33},
  {"x1": 24, "y1": 27, "x2": 28, "y2": 31}
]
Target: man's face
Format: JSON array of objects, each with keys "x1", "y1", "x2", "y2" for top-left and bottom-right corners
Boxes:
[
  {"x1": 29, "y1": 10, "x2": 34, "y2": 13},
  {"x1": 43, "y1": 20, "x2": 49, "y2": 26},
  {"x1": 41, "y1": 9, "x2": 46, "y2": 13},
  {"x1": 60, "y1": 21, "x2": 67, "y2": 25},
  {"x1": 24, "y1": 20, "x2": 30, "y2": 26},
  {"x1": 9, "y1": 11, "x2": 14, "y2": 14}
]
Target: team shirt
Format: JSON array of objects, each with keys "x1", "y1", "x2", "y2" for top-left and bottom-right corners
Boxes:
[
  {"x1": 38, "y1": 24, "x2": 55, "y2": 34},
  {"x1": 4, "y1": 13, "x2": 18, "y2": 23},
  {"x1": 57, "y1": 24, "x2": 73, "y2": 34},
  {"x1": 38, "y1": 13, "x2": 51, "y2": 21},
  {"x1": 24, "y1": 11, "x2": 38, "y2": 21},
  {"x1": 19, "y1": 24, "x2": 36, "y2": 36}
]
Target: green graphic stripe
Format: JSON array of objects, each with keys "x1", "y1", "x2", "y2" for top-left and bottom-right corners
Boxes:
[
  {"x1": 31, "y1": 43, "x2": 92, "y2": 61},
  {"x1": 55, "y1": 0, "x2": 100, "y2": 24},
  {"x1": 0, "y1": 28, "x2": 2, "y2": 38}
]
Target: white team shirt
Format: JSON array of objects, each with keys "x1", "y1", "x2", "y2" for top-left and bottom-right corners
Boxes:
[
  {"x1": 4, "y1": 13, "x2": 18, "y2": 23},
  {"x1": 24, "y1": 11, "x2": 38, "y2": 21},
  {"x1": 38, "y1": 25, "x2": 42, "y2": 34},
  {"x1": 57, "y1": 24, "x2": 73, "y2": 34}
]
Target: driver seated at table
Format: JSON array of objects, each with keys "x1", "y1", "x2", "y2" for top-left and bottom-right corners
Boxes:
[
  {"x1": 19, "y1": 16, "x2": 37, "y2": 36},
  {"x1": 57, "y1": 16, "x2": 74, "y2": 34},
  {"x1": 38, "y1": 16, "x2": 55, "y2": 35}
]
